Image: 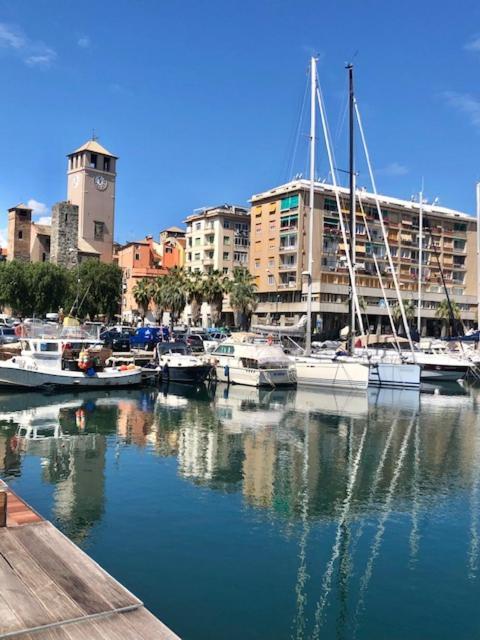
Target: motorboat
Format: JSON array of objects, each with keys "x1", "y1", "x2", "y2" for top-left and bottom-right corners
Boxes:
[
  {"x1": 0, "y1": 325, "x2": 143, "y2": 389},
  {"x1": 210, "y1": 333, "x2": 297, "y2": 387},
  {"x1": 155, "y1": 341, "x2": 213, "y2": 384},
  {"x1": 294, "y1": 354, "x2": 370, "y2": 390}
]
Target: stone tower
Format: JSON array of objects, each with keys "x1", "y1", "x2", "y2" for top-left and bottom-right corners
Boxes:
[
  {"x1": 7, "y1": 204, "x2": 32, "y2": 262},
  {"x1": 66, "y1": 139, "x2": 117, "y2": 263},
  {"x1": 50, "y1": 202, "x2": 79, "y2": 269}
]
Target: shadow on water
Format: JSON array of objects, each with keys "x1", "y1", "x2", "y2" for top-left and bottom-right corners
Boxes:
[{"x1": 0, "y1": 381, "x2": 479, "y2": 639}]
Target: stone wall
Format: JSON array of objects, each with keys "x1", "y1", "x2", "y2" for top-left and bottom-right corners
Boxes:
[
  {"x1": 50, "y1": 202, "x2": 79, "y2": 269},
  {"x1": 7, "y1": 207, "x2": 32, "y2": 262}
]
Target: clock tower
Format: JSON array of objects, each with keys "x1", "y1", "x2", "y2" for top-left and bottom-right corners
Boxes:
[{"x1": 67, "y1": 138, "x2": 117, "y2": 263}]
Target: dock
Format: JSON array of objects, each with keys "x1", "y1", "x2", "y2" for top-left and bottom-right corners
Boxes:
[{"x1": 0, "y1": 480, "x2": 180, "y2": 639}]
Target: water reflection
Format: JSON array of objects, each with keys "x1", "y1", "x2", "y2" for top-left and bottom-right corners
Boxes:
[{"x1": 0, "y1": 382, "x2": 479, "y2": 639}]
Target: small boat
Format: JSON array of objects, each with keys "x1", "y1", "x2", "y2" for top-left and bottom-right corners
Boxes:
[
  {"x1": 211, "y1": 333, "x2": 297, "y2": 387},
  {"x1": 294, "y1": 355, "x2": 370, "y2": 390},
  {"x1": 156, "y1": 342, "x2": 213, "y2": 384},
  {"x1": 0, "y1": 329, "x2": 143, "y2": 389}
]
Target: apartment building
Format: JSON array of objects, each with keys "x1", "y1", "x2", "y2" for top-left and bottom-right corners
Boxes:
[
  {"x1": 250, "y1": 180, "x2": 477, "y2": 337},
  {"x1": 184, "y1": 205, "x2": 250, "y2": 275}
]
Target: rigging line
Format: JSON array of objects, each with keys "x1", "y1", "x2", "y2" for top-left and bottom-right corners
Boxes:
[
  {"x1": 468, "y1": 414, "x2": 480, "y2": 580},
  {"x1": 310, "y1": 422, "x2": 368, "y2": 640},
  {"x1": 357, "y1": 193, "x2": 402, "y2": 353},
  {"x1": 285, "y1": 72, "x2": 310, "y2": 182},
  {"x1": 409, "y1": 416, "x2": 420, "y2": 568},
  {"x1": 315, "y1": 77, "x2": 365, "y2": 339},
  {"x1": 292, "y1": 414, "x2": 311, "y2": 640},
  {"x1": 354, "y1": 99, "x2": 416, "y2": 360},
  {"x1": 352, "y1": 413, "x2": 417, "y2": 638}
]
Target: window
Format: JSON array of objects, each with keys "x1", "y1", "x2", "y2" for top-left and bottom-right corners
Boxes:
[
  {"x1": 42, "y1": 252, "x2": 47, "y2": 262},
  {"x1": 268, "y1": 275, "x2": 274, "y2": 285},
  {"x1": 94, "y1": 221, "x2": 105, "y2": 241},
  {"x1": 90, "y1": 153, "x2": 97, "y2": 168},
  {"x1": 194, "y1": 252, "x2": 201, "y2": 261},
  {"x1": 255, "y1": 260, "x2": 260, "y2": 269},
  {"x1": 234, "y1": 252, "x2": 247, "y2": 263},
  {"x1": 280, "y1": 194, "x2": 299, "y2": 211},
  {"x1": 223, "y1": 267, "x2": 228, "y2": 274},
  {"x1": 135, "y1": 252, "x2": 140, "y2": 261},
  {"x1": 268, "y1": 258, "x2": 275, "y2": 268},
  {"x1": 195, "y1": 222, "x2": 201, "y2": 230},
  {"x1": 223, "y1": 252, "x2": 230, "y2": 260},
  {"x1": 269, "y1": 222, "x2": 276, "y2": 232},
  {"x1": 165, "y1": 246, "x2": 173, "y2": 254},
  {"x1": 194, "y1": 237, "x2": 201, "y2": 246},
  {"x1": 224, "y1": 236, "x2": 230, "y2": 245},
  {"x1": 104, "y1": 157, "x2": 110, "y2": 172},
  {"x1": 454, "y1": 222, "x2": 467, "y2": 232},
  {"x1": 223, "y1": 220, "x2": 231, "y2": 229},
  {"x1": 18, "y1": 230, "x2": 23, "y2": 239},
  {"x1": 256, "y1": 224, "x2": 262, "y2": 234}
]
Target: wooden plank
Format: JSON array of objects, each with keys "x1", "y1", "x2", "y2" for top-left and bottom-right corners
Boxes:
[
  {"x1": 0, "y1": 591, "x2": 25, "y2": 636},
  {"x1": 0, "y1": 550, "x2": 57, "y2": 635},
  {"x1": 0, "y1": 527, "x2": 84, "y2": 622},
  {"x1": 11, "y1": 525, "x2": 119, "y2": 617},
  {"x1": 121, "y1": 608, "x2": 181, "y2": 640},
  {"x1": 22, "y1": 522, "x2": 141, "y2": 610}
]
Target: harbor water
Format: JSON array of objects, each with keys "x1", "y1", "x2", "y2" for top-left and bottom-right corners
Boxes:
[{"x1": 1, "y1": 382, "x2": 480, "y2": 640}]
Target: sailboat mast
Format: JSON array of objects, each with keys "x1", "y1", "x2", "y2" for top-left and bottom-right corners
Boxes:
[
  {"x1": 305, "y1": 56, "x2": 316, "y2": 356},
  {"x1": 417, "y1": 190, "x2": 423, "y2": 335},
  {"x1": 347, "y1": 64, "x2": 356, "y2": 355}
]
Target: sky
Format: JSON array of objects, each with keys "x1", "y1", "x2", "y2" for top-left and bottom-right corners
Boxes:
[{"x1": 1, "y1": 0, "x2": 480, "y2": 246}]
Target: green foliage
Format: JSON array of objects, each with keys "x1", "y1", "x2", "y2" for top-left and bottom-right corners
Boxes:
[
  {"x1": 228, "y1": 268, "x2": 257, "y2": 330},
  {"x1": 203, "y1": 269, "x2": 230, "y2": 327},
  {"x1": 391, "y1": 299, "x2": 416, "y2": 324},
  {"x1": 133, "y1": 277, "x2": 153, "y2": 318},
  {"x1": 0, "y1": 261, "x2": 30, "y2": 315},
  {"x1": 435, "y1": 298, "x2": 461, "y2": 321},
  {"x1": 184, "y1": 271, "x2": 205, "y2": 326},
  {"x1": 75, "y1": 260, "x2": 122, "y2": 320},
  {"x1": 159, "y1": 267, "x2": 187, "y2": 329}
]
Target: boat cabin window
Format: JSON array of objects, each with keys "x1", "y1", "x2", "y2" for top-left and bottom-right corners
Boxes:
[
  {"x1": 215, "y1": 344, "x2": 235, "y2": 355},
  {"x1": 240, "y1": 357, "x2": 258, "y2": 369},
  {"x1": 39, "y1": 342, "x2": 59, "y2": 352}
]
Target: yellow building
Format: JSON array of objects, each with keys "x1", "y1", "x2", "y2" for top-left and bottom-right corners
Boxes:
[{"x1": 249, "y1": 180, "x2": 477, "y2": 336}]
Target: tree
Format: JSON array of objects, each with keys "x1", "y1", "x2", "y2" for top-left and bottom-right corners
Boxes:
[
  {"x1": 391, "y1": 299, "x2": 416, "y2": 333},
  {"x1": 76, "y1": 260, "x2": 122, "y2": 321},
  {"x1": 133, "y1": 277, "x2": 153, "y2": 320},
  {"x1": 228, "y1": 268, "x2": 257, "y2": 330},
  {"x1": 0, "y1": 261, "x2": 30, "y2": 316},
  {"x1": 152, "y1": 277, "x2": 166, "y2": 324},
  {"x1": 185, "y1": 271, "x2": 205, "y2": 326},
  {"x1": 161, "y1": 267, "x2": 187, "y2": 330},
  {"x1": 435, "y1": 298, "x2": 462, "y2": 336},
  {"x1": 203, "y1": 270, "x2": 229, "y2": 327},
  {"x1": 26, "y1": 262, "x2": 71, "y2": 316}
]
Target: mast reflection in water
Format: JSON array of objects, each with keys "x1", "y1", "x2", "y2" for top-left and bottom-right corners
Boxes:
[{"x1": 0, "y1": 382, "x2": 479, "y2": 640}]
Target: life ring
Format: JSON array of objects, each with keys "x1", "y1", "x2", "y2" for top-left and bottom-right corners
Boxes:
[{"x1": 78, "y1": 349, "x2": 93, "y2": 372}]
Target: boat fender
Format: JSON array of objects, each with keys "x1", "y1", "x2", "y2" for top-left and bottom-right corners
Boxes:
[
  {"x1": 224, "y1": 364, "x2": 230, "y2": 380},
  {"x1": 86, "y1": 367, "x2": 96, "y2": 377},
  {"x1": 163, "y1": 363, "x2": 169, "y2": 380}
]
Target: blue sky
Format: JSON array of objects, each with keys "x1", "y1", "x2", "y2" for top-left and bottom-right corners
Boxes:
[{"x1": 1, "y1": 0, "x2": 480, "y2": 245}]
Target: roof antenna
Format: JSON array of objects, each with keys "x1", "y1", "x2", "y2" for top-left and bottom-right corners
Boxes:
[{"x1": 92, "y1": 129, "x2": 98, "y2": 141}]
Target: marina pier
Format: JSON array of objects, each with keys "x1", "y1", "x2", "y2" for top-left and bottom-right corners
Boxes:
[{"x1": 0, "y1": 480, "x2": 179, "y2": 640}]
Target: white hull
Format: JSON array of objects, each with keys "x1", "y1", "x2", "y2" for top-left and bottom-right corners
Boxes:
[
  {"x1": 215, "y1": 365, "x2": 296, "y2": 387},
  {"x1": 295, "y1": 358, "x2": 369, "y2": 390},
  {"x1": 368, "y1": 363, "x2": 421, "y2": 389},
  {"x1": 0, "y1": 362, "x2": 142, "y2": 389}
]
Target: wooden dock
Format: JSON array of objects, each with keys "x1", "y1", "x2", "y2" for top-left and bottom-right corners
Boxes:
[{"x1": 0, "y1": 481, "x2": 180, "y2": 639}]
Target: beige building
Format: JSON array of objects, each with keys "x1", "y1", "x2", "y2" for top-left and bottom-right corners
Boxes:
[
  {"x1": 184, "y1": 204, "x2": 250, "y2": 275},
  {"x1": 250, "y1": 180, "x2": 477, "y2": 336}
]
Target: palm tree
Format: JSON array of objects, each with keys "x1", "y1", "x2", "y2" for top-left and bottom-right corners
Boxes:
[
  {"x1": 391, "y1": 299, "x2": 416, "y2": 334},
  {"x1": 435, "y1": 298, "x2": 462, "y2": 336},
  {"x1": 228, "y1": 268, "x2": 257, "y2": 330},
  {"x1": 185, "y1": 271, "x2": 205, "y2": 326},
  {"x1": 152, "y1": 277, "x2": 167, "y2": 324},
  {"x1": 203, "y1": 269, "x2": 229, "y2": 327},
  {"x1": 132, "y1": 278, "x2": 152, "y2": 321},
  {"x1": 161, "y1": 267, "x2": 187, "y2": 331}
]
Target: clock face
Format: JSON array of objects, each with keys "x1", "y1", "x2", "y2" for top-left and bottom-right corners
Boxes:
[
  {"x1": 94, "y1": 175, "x2": 108, "y2": 191},
  {"x1": 72, "y1": 175, "x2": 79, "y2": 188}
]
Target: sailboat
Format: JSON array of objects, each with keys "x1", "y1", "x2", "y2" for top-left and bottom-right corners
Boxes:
[{"x1": 293, "y1": 58, "x2": 369, "y2": 390}]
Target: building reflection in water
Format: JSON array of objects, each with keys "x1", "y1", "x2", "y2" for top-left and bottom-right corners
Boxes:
[{"x1": 1, "y1": 382, "x2": 480, "y2": 637}]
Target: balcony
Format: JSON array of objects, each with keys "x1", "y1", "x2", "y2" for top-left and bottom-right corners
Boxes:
[
  {"x1": 279, "y1": 263, "x2": 297, "y2": 271},
  {"x1": 279, "y1": 244, "x2": 297, "y2": 253}
]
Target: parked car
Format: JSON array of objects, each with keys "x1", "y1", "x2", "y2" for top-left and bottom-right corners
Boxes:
[
  {"x1": 100, "y1": 329, "x2": 131, "y2": 352},
  {"x1": 185, "y1": 334, "x2": 205, "y2": 353},
  {"x1": 130, "y1": 327, "x2": 163, "y2": 351},
  {"x1": 0, "y1": 327, "x2": 19, "y2": 345}
]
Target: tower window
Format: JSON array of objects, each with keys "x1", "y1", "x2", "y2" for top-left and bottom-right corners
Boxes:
[
  {"x1": 94, "y1": 221, "x2": 105, "y2": 240},
  {"x1": 18, "y1": 230, "x2": 23, "y2": 239},
  {"x1": 104, "y1": 157, "x2": 110, "y2": 172},
  {"x1": 90, "y1": 153, "x2": 98, "y2": 168}
]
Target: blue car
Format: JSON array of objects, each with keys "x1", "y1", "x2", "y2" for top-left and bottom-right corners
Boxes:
[{"x1": 130, "y1": 327, "x2": 163, "y2": 351}]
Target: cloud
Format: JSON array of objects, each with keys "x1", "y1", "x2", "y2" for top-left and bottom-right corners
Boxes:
[
  {"x1": 377, "y1": 162, "x2": 409, "y2": 177},
  {"x1": 27, "y1": 199, "x2": 49, "y2": 217},
  {"x1": 443, "y1": 91, "x2": 480, "y2": 130},
  {"x1": 36, "y1": 216, "x2": 52, "y2": 226},
  {"x1": 77, "y1": 36, "x2": 90, "y2": 48},
  {"x1": 465, "y1": 35, "x2": 480, "y2": 52},
  {"x1": 0, "y1": 22, "x2": 56, "y2": 67},
  {"x1": 0, "y1": 228, "x2": 7, "y2": 248}
]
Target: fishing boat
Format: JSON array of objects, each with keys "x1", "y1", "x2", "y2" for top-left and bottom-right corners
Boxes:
[
  {"x1": 211, "y1": 334, "x2": 297, "y2": 387},
  {"x1": 155, "y1": 341, "x2": 213, "y2": 384},
  {"x1": 0, "y1": 325, "x2": 143, "y2": 389}
]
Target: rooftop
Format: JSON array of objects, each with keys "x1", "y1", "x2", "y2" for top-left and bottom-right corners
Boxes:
[
  {"x1": 251, "y1": 180, "x2": 475, "y2": 222},
  {"x1": 185, "y1": 204, "x2": 249, "y2": 223},
  {"x1": 162, "y1": 226, "x2": 185, "y2": 234},
  {"x1": 68, "y1": 139, "x2": 118, "y2": 159},
  {"x1": 8, "y1": 203, "x2": 32, "y2": 212}
]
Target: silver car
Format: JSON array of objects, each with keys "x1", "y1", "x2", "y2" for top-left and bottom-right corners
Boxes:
[{"x1": 0, "y1": 327, "x2": 18, "y2": 345}]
